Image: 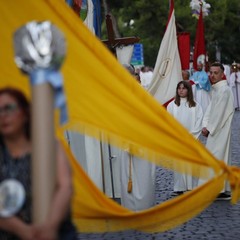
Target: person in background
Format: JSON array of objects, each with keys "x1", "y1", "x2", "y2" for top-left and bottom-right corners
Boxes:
[
  {"x1": 229, "y1": 61, "x2": 240, "y2": 110},
  {"x1": 223, "y1": 64, "x2": 231, "y2": 85},
  {"x1": 120, "y1": 64, "x2": 156, "y2": 211},
  {"x1": 200, "y1": 62, "x2": 234, "y2": 200},
  {"x1": 134, "y1": 72, "x2": 141, "y2": 83},
  {"x1": 182, "y1": 70, "x2": 193, "y2": 85},
  {"x1": 190, "y1": 62, "x2": 212, "y2": 113},
  {"x1": 140, "y1": 66, "x2": 153, "y2": 89},
  {"x1": 0, "y1": 87, "x2": 78, "y2": 239},
  {"x1": 182, "y1": 70, "x2": 196, "y2": 99},
  {"x1": 167, "y1": 81, "x2": 203, "y2": 196}
]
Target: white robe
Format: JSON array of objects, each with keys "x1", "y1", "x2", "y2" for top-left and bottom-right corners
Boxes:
[
  {"x1": 120, "y1": 151, "x2": 156, "y2": 211},
  {"x1": 229, "y1": 72, "x2": 240, "y2": 109},
  {"x1": 193, "y1": 87, "x2": 211, "y2": 114},
  {"x1": 167, "y1": 98, "x2": 203, "y2": 191},
  {"x1": 65, "y1": 131, "x2": 121, "y2": 198},
  {"x1": 201, "y1": 80, "x2": 234, "y2": 192},
  {"x1": 140, "y1": 71, "x2": 153, "y2": 89},
  {"x1": 223, "y1": 64, "x2": 231, "y2": 85}
]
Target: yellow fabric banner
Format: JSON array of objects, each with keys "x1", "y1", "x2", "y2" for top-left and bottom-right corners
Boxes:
[{"x1": 1, "y1": 0, "x2": 240, "y2": 233}]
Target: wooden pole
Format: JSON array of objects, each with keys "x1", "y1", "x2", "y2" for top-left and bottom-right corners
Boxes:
[
  {"x1": 31, "y1": 83, "x2": 56, "y2": 223},
  {"x1": 13, "y1": 21, "x2": 65, "y2": 224}
]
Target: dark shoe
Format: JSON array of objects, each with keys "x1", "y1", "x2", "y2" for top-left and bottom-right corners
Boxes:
[
  {"x1": 216, "y1": 193, "x2": 231, "y2": 201},
  {"x1": 171, "y1": 191, "x2": 184, "y2": 196}
]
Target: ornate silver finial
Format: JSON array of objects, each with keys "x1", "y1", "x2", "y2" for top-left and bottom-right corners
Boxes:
[{"x1": 13, "y1": 21, "x2": 66, "y2": 74}]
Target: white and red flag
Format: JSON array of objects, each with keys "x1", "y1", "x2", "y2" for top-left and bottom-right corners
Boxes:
[{"x1": 148, "y1": 0, "x2": 182, "y2": 106}]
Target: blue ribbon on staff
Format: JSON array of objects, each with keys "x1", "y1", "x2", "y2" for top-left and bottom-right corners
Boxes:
[{"x1": 30, "y1": 69, "x2": 68, "y2": 124}]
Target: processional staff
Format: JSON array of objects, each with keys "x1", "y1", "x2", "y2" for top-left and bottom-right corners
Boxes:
[
  {"x1": 13, "y1": 21, "x2": 67, "y2": 223},
  {"x1": 102, "y1": 14, "x2": 140, "y2": 198}
]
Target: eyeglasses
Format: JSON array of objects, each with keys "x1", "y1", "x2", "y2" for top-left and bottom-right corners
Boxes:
[{"x1": 0, "y1": 103, "x2": 19, "y2": 117}]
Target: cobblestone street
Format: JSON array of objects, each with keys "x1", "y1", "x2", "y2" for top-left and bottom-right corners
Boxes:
[{"x1": 78, "y1": 111, "x2": 240, "y2": 240}]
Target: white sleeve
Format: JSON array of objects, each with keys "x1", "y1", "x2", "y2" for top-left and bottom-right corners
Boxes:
[{"x1": 202, "y1": 101, "x2": 212, "y2": 128}]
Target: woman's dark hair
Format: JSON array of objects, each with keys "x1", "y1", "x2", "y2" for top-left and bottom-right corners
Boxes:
[
  {"x1": 174, "y1": 81, "x2": 196, "y2": 108},
  {"x1": 0, "y1": 87, "x2": 31, "y2": 140}
]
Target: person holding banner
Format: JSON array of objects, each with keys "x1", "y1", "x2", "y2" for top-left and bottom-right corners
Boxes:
[
  {"x1": 0, "y1": 88, "x2": 77, "y2": 239},
  {"x1": 167, "y1": 81, "x2": 203, "y2": 195}
]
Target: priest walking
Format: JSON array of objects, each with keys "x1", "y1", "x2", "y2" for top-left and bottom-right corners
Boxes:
[{"x1": 201, "y1": 62, "x2": 234, "y2": 200}]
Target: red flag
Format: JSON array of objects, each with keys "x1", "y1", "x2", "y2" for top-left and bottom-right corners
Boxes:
[
  {"x1": 178, "y1": 32, "x2": 190, "y2": 70},
  {"x1": 193, "y1": 6, "x2": 206, "y2": 70}
]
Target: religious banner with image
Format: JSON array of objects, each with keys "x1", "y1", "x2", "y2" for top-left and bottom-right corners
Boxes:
[{"x1": 148, "y1": 0, "x2": 182, "y2": 105}]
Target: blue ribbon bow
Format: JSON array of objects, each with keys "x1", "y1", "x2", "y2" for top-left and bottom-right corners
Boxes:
[{"x1": 30, "y1": 69, "x2": 68, "y2": 124}]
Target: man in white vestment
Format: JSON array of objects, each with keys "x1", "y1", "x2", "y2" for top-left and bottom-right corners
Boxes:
[
  {"x1": 190, "y1": 63, "x2": 212, "y2": 113},
  {"x1": 201, "y1": 62, "x2": 234, "y2": 200},
  {"x1": 229, "y1": 62, "x2": 240, "y2": 110},
  {"x1": 120, "y1": 64, "x2": 156, "y2": 211}
]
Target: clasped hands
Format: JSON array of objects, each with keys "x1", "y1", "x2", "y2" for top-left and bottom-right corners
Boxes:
[{"x1": 202, "y1": 127, "x2": 209, "y2": 137}]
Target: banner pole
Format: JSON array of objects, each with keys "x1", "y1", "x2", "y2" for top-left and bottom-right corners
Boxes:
[
  {"x1": 31, "y1": 83, "x2": 56, "y2": 223},
  {"x1": 13, "y1": 21, "x2": 67, "y2": 224}
]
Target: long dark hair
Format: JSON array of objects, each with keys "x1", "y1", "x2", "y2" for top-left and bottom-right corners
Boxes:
[
  {"x1": 174, "y1": 81, "x2": 196, "y2": 108},
  {"x1": 0, "y1": 87, "x2": 31, "y2": 140}
]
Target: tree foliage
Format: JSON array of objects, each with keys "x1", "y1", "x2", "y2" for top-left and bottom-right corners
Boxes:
[{"x1": 102, "y1": 0, "x2": 240, "y2": 66}]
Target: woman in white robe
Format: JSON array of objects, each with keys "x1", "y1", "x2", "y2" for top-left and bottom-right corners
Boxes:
[{"x1": 167, "y1": 81, "x2": 203, "y2": 194}]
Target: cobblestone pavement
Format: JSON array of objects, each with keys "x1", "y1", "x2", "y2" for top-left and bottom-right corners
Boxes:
[{"x1": 78, "y1": 111, "x2": 240, "y2": 240}]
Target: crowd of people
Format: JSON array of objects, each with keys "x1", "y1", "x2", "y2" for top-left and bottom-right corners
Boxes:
[
  {"x1": 132, "y1": 61, "x2": 236, "y2": 201},
  {"x1": 0, "y1": 61, "x2": 238, "y2": 238},
  {"x1": 118, "y1": 61, "x2": 235, "y2": 210}
]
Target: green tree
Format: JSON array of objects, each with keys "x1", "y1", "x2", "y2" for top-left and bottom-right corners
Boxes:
[
  {"x1": 204, "y1": 0, "x2": 240, "y2": 63},
  {"x1": 104, "y1": 0, "x2": 240, "y2": 66}
]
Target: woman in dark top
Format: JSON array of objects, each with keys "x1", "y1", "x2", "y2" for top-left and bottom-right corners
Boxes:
[{"x1": 0, "y1": 87, "x2": 77, "y2": 239}]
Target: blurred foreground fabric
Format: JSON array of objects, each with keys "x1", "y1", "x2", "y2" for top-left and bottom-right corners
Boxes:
[{"x1": 1, "y1": 0, "x2": 240, "y2": 233}]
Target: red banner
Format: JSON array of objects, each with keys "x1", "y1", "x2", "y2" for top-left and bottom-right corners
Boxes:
[
  {"x1": 178, "y1": 32, "x2": 190, "y2": 70},
  {"x1": 193, "y1": 7, "x2": 206, "y2": 70}
]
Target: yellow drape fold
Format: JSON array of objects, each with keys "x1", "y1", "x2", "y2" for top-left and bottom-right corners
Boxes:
[
  {"x1": 1, "y1": 0, "x2": 240, "y2": 233},
  {"x1": 60, "y1": 134, "x2": 225, "y2": 232}
]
